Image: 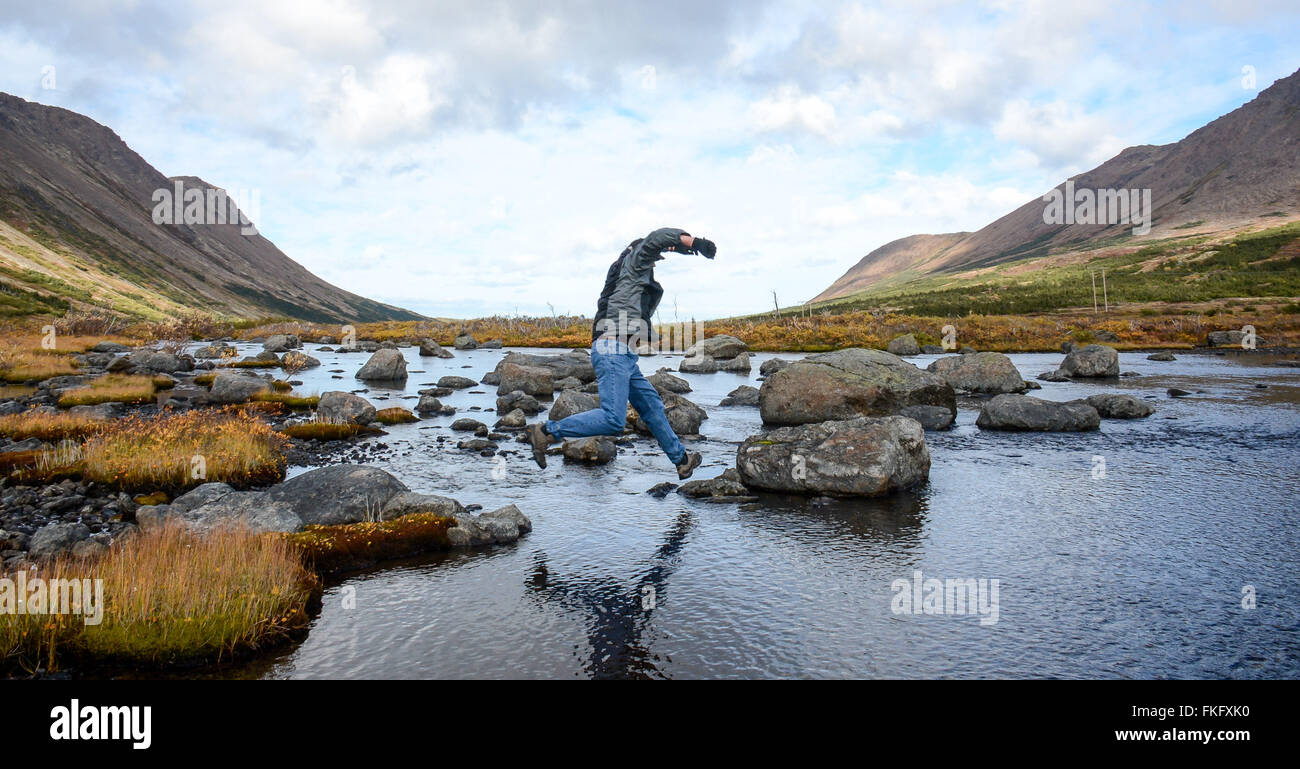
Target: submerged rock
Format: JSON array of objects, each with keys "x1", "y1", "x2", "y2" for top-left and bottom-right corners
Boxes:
[{"x1": 736, "y1": 416, "x2": 930, "y2": 496}]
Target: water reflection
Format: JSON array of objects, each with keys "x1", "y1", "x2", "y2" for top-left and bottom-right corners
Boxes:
[{"x1": 526, "y1": 511, "x2": 695, "y2": 679}]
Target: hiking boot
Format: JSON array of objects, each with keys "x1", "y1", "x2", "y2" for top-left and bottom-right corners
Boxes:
[
  {"x1": 676, "y1": 451, "x2": 702, "y2": 480},
  {"x1": 527, "y1": 423, "x2": 552, "y2": 468}
]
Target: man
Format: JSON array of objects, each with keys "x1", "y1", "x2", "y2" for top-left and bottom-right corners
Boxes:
[{"x1": 527, "y1": 227, "x2": 716, "y2": 479}]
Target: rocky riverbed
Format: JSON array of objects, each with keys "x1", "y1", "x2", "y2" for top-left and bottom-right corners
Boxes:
[{"x1": 3, "y1": 335, "x2": 1299, "y2": 678}]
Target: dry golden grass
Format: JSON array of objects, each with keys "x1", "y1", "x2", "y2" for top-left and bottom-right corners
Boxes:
[
  {"x1": 0, "y1": 441, "x2": 84, "y2": 484},
  {"x1": 1, "y1": 519, "x2": 319, "y2": 671},
  {"x1": 56, "y1": 374, "x2": 159, "y2": 406},
  {"x1": 280, "y1": 421, "x2": 377, "y2": 441},
  {"x1": 283, "y1": 513, "x2": 455, "y2": 574},
  {"x1": 0, "y1": 346, "x2": 79, "y2": 382},
  {"x1": 374, "y1": 407, "x2": 418, "y2": 425},
  {"x1": 80, "y1": 409, "x2": 288, "y2": 493},
  {"x1": 0, "y1": 384, "x2": 36, "y2": 399},
  {"x1": 0, "y1": 409, "x2": 109, "y2": 441},
  {"x1": 251, "y1": 391, "x2": 319, "y2": 410}
]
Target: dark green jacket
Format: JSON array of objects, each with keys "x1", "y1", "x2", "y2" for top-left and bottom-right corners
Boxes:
[{"x1": 591, "y1": 227, "x2": 689, "y2": 342}]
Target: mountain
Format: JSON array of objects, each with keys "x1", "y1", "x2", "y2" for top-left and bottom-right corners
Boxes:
[
  {"x1": 0, "y1": 92, "x2": 422, "y2": 322},
  {"x1": 813, "y1": 68, "x2": 1300, "y2": 304}
]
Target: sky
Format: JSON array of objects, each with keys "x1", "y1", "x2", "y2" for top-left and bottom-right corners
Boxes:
[{"x1": 1, "y1": 0, "x2": 1298, "y2": 320}]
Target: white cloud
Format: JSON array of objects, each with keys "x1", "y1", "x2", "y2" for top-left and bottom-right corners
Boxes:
[{"x1": 749, "y1": 87, "x2": 837, "y2": 137}]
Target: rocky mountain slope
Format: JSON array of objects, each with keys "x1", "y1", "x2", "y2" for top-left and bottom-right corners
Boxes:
[
  {"x1": 815, "y1": 68, "x2": 1300, "y2": 303},
  {"x1": 0, "y1": 92, "x2": 421, "y2": 322}
]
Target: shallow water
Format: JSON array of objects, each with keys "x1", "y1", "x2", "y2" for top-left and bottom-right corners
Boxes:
[{"x1": 205, "y1": 343, "x2": 1300, "y2": 679}]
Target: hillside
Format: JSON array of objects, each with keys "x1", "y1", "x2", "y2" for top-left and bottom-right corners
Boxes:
[
  {"x1": 814, "y1": 67, "x2": 1300, "y2": 304},
  {"x1": 0, "y1": 92, "x2": 422, "y2": 322}
]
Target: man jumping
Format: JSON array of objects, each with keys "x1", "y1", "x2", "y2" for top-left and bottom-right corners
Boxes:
[{"x1": 527, "y1": 227, "x2": 716, "y2": 479}]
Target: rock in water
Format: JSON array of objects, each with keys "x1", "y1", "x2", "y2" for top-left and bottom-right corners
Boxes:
[
  {"x1": 1146, "y1": 351, "x2": 1176, "y2": 361},
  {"x1": 975, "y1": 394, "x2": 1100, "y2": 431},
  {"x1": 437, "y1": 375, "x2": 477, "y2": 389},
  {"x1": 685, "y1": 334, "x2": 747, "y2": 360},
  {"x1": 1082, "y1": 394, "x2": 1155, "y2": 419},
  {"x1": 630, "y1": 390, "x2": 706, "y2": 435},
  {"x1": 720, "y1": 385, "x2": 760, "y2": 406},
  {"x1": 356, "y1": 348, "x2": 408, "y2": 381},
  {"x1": 263, "y1": 334, "x2": 301, "y2": 353},
  {"x1": 208, "y1": 371, "x2": 272, "y2": 403},
  {"x1": 759, "y1": 357, "x2": 794, "y2": 377},
  {"x1": 886, "y1": 334, "x2": 920, "y2": 356},
  {"x1": 758, "y1": 348, "x2": 955, "y2": 426},
  {"x1": 678, "y1": 354, "x2": 720, "y2": 374},
  {"x1": 418, "y1": 338, "x2": 455, "y2": 358},
  {"x1": 562, "y1": 437, "x2": 617, "y2": 463},
  {"x1": 549, "y1": 390, "x2": 600, "y2": 421},
  {"x1": 497, "y1": 390, "x2": 543, "y2": 415},
  {"x1": 317, "y1": 391, "x2": 377, "y2": 425},
  {"x1": 736, "y1": 416, "x2": 930, "y2": 496},
  {"x1": 648, "y1": 368, "x2": 692, "y2": 393},
  {"x1": 454, "y1": 333, "x2": 479, "y2": 350},
  {"x1": 497, "y1": 362, "x2": 554, "y2": 397},
  {"x1": 926, "y1": 352, "x2": 1026, "y2": 394},
  {"x1": 1058, "y1": 344, "x2": 1119, "y2": 377},
  {"x1": 899, "y1": 404, "x2": 954, "y2": 430}
]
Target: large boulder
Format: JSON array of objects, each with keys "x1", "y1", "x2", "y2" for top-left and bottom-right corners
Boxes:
[
  {"x1": 926, "y1": 352, "x2": 1026, "y2": 394},
  {"x1": 758, "y1": 348, "x2": 955, "y2": 425},
  {"x1": 208, "y1": 371, "x2": 272, "y2": 403},
  {"x1": 736, "y1": 416, "x2": 930, "y2": 496},
  {"x1": 549, "y1": 389, "x2": 600, "y2": 421},
  {"x1": 718, "y1": 352, "x2": 752, "y2": 373},
  {"x1": 1080, "y1": 393, "x2": 1155, "y2": 419},
  {"x1": 453, "y1": 333, "x2": 478, "y2": 350},
  {"x1": 1058, "y1": 344, "x2": 1119, "y2": 377},
  {"x1": 685, "y1": 334, "x2": 747, "y2": 360},
  {"x1": 494, "y1": 352, "x2": 594, "y2": 383},
  {"x1": 356, "y1": 348, "x2": 408, "y2": 381},
  {"x1": 1206, "y1": 330, "x2": 1260, "y2": 347},
  {"x1": 631, "y1": 390, "x2": 706, "y2": 435},
  {"x1": 976, "y1": 394, "x2": 1101, "y2": 431},
  {"x1": 497, "y1": 362, "x2": 554, "y2": 397},
  {"x1": 167, "y1": 483, "x2": 303, "y2": 533},
  {"x1": 266, "y1": 464, "x2": 409, "y2": 526},
  {"x1": 317, "y1": 391, "x2": 377, "y2": 425},
  {"x1": 886, "y1": 334, "x2": 920, "y2": 356}
]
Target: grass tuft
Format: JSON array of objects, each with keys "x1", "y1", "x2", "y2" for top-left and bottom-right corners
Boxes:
[{"x1": 282, "y1": 513, "x2": 455, "y2": 574}]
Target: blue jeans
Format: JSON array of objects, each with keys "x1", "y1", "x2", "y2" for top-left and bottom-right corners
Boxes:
[{"x1": 545, "y1": 338, "x2": 687, "y2": 465}]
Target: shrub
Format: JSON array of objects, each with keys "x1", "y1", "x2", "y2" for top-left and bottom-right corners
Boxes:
[{"x1": 1, "y1": 519, "x2": 319, "y2": 671}]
